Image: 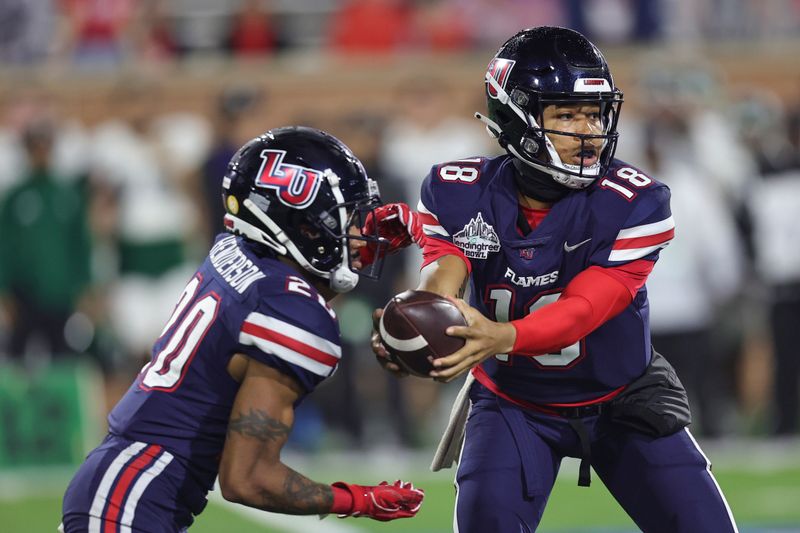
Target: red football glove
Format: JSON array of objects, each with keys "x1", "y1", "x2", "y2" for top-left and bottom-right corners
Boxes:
[
  {"x1": 359, "y1": 203, "x2": 424, "y2": 266},
  {"x1": 330, "y1": 480, "x2": 424, "y2": 521}
]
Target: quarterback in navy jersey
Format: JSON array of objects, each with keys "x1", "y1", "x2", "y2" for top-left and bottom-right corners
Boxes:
[
  {"x1": 61, "y1": 127, "x2": 423, "y2": 533},
  {"x1": 370, "y1": 27, "x2": 738, "y2": 532}
]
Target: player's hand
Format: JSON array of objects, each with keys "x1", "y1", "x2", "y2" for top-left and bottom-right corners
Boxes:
[
  {"x1": 359, "y1": 203, "x2": 423, "y2": 265},
  {"x1": 371, "y1": 308, "x2": 409, "y2": 377},
  {"x1": 331, "y1": 480, "x2": 424, "y2": 521},
  {"x1": 429, "y1": 297, "x2": 516, "y2": 383}
]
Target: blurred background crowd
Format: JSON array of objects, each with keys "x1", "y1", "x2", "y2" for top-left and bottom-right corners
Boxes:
[{"x1": 1, "y1": 0, "x2": 800, "y2": 467}]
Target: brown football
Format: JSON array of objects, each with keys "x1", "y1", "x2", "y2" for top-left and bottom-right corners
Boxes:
[{"x1": 378, "y1": 290, "x2": 467, "y2": 377}]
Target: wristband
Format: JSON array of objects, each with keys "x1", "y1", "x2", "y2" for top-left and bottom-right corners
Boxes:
[{"x1": 330, "y1": 484, "x2": 354, "y2": 514}]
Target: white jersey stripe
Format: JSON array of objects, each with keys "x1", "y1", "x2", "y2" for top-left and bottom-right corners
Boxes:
[
  {"x1": 239, "y1": 331, "x2": 334, "y2": 376},
  {"x1": 417, "y1": 199, "x2": 449, "y2": 236},
  {"x1": 616, "y1": 215, "x2": 675, "y2": 240},
  {"x1": 423, "y1": 224, "x2": 449, "y2": 237},
  {"x1": 684, "y1": 428, "x2": 739, "y2": 532},
  {"x1": 416, "y1": 199, "x2": 437, "y2": 218},
  {"x1": 608, "y1": 243, "x2": 670, "y2": 262},
  {"x1": 243, "y1": 312, "x2": 341, "y2": 358},
  {"x1": 88, "y1": 442, "x2": 147, "y2": 533},
  {"x1": 119, "y1": 450, "x2": 174, "y2": 533}
]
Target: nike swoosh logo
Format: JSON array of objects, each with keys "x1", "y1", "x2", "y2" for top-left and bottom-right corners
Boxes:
[{"x1": 564, "y1": 238, "x2": 592, "y2": 252}]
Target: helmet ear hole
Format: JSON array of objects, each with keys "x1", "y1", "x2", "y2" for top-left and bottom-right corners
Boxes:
[{"x1": 521, "y1": 136, "x2": 540, "y2": 155}]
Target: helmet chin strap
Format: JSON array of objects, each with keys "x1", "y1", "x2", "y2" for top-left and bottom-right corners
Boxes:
[
  {"x1": 323, "y1": 169, "x2": 359, "y2": 293},
  {"x1": 224, "y1": 212, "x2": 287, "y2": 255},
  {"x1": 329, "y1": 263, "x2": 359, "y2": 293},
  {"x1": 241, "y1": 197, "x2": 357, "y2": 292}
]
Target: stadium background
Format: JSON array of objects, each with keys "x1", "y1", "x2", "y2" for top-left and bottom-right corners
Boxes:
[{"x1": 1, "y1": 1, "x2": 799, "y2": 531}]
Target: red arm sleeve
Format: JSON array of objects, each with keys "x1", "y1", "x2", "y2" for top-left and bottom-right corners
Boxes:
[
  {"x1": 420, "y1": 237, "x2": 472, "y2": 274},
  {"x1": 510, "y1": 260, "x2": 654, "y2": 356}
]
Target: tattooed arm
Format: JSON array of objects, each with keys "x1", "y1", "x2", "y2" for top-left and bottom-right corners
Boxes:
[{"x1": 218, "y1": 356, "x2": 333, "y2": 514}]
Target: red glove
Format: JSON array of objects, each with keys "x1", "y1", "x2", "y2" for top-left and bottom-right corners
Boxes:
[
  {"x1": 359, "y1": 203, "x2": 424, "y2": 266},
  {"x1": 330, "y1": 480, "x2": 424, "y2": 521}
]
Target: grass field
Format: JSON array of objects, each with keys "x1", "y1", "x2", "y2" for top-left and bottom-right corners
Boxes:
[{"x1": 2, "y1": 443, "x2": 799, "y2": 533}]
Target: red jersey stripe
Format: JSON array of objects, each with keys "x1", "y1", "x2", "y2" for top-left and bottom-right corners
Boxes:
[
  {"x1": 417, "y1": 211, "x2": 440, "y2": 225},
  {"x1": 241, "y1": 321, "x2": 339, "y2": 367},
  {"x1": 473, "y1": 366, "x2": 625, "y2": 412},
  {"x1": 103, "y1": 444, "x2": 162, "y2": 533},
  {"x1": 613, "y1": 228, "x2": 674, "y2": 250},
  {"x1": 420, "y1": 237, "x2": 472, "y2": 273}
]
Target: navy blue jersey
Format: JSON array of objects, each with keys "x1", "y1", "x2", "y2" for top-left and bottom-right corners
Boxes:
[
  {"x1": 419, "y1": 155, "x2": 674, "y2": 404},
  {"x1": 107, "y1": 234, "x2": 341, "y2": 491}
]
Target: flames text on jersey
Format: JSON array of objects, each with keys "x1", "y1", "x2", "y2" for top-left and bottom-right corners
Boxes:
[{"x1": 504, "y1": 267, "x2": 559, "y2": 288}]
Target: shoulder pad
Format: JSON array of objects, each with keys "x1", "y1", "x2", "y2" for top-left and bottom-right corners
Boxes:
[
  {"x1": 419, "y1": 155, "x2": 510, "y2": 239},
  {"x1": 587, "y1": 160, "x2": 674, "y2": 265},
  {"x1": 239, "y1": 280, "x2": 340, "y2": 383},
  {"x1": 589, "y1": 162, "x2": 669, "y2": 223}
]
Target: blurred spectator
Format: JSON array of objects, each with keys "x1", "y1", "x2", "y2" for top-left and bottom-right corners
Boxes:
[
  {"x1": 737, "y1": 92, "x2": 800, "y2": 435},
  {"x1": 89, "y1": 81, "x2": 210, "y2": 366},
  {"x1": 631, "y1": 61, "x2": 757, "y2": 232},
  {"x1": 130, "y1": 0, "x2": 176, "y2": 64},
  {"x1": 61, "y1": 0, "x2": 135, "y2": 68},
  {"x1": 453, "y1": 0, "x2": 566, "y2": 50},
  {"x1": 0, "y1": 0, "x2": 58, "y2": 64},
  {"x1": 0, "y1": 107, "x2": 28, "y2": 196},
  {"x1": 751, "y1": 169, "x2": 800, "y2": 435},
  {"x1": 0, "y1": 88, "x2": 92, "y2": 210},
  {"x1": 377, "y1": 80, "x2": 493, "y2": 443},
  {"x1": 380, "y1": 76, "x2": 492, "y2": 207},
  {"x1": 0, "y1": 118, "x2": 92, "y2": 361},
  {"x1": 329, "y1": 0, "x2": 413, "y2": 54},
  {"x1": 227, "y1": 0, "x2": 277, "y2": 57},
  {"x1": 733, "y1": 91, "x2": 799, "y2": 176},
  {"x1": 197, "y1": 85, "x2": 263, "y2": 245},
  {"x1": 156, "y1": 0, "x2": 230, "y2": 58},
  {"x1": 317, "y1": 112, "x2": 423, "y2": 447},
  {"x1": 618, "y1": 64, "x2": 755, "y2": 436},
  {"x1": 412, "y1": 0, "x2": 470, "y2": 52},
  {"x1": 640, "y1": 121, "x2": 746, "y2": 437},
  {"x1": 568, "y1": 0, "x2": 663, "y2": 44}
]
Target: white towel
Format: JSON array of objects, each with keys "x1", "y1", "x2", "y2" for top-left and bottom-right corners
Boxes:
[{"x1": 430, "y1": 372, "x2": 475, "y2": 471}]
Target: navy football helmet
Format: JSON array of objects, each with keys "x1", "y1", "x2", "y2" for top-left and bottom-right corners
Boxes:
[
  {"x1": 477, "y1": 26, "x2": 624, "y2": 189},
  {"x1": 222, "y1": 126, "x2": 385, "y2": 293}
]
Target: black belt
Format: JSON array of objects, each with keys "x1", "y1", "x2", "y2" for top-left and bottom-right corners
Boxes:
[
  {"x1": 547, "y1": 403, "x2": 603, "y2": 487},
  {"x1": 548, "y1": 403, "x2": 603, "y2": 419}
]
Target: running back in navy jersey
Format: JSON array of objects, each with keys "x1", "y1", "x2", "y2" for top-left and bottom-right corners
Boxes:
[
  {"x1": 419, "y1": 155, "x2": 674, "y2": 404},
  {"x1": 108, "y1": 234, "x2": 341, "y2": 491}
]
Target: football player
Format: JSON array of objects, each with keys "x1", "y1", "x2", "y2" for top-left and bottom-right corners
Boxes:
[
  {"x1": 62, "y1": 126, "x2": 423, "y2": 532},
  {"x1": 368, "y1": 27, "x2": 738, "y2": 532}
]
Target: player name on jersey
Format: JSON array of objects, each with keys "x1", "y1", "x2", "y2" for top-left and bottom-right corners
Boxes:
[{"x1": 210, "y1": 235, "x2": 266, "y2": 293}]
